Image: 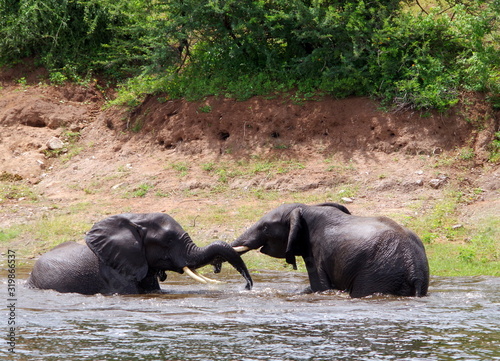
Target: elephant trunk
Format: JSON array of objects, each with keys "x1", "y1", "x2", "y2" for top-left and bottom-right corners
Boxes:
[
  {"x1": 186, "y1": 240, "x2": 253, "y2": 290},
  {"x1": 230, "y1": 228, "x2": 262, "y2": 253}
]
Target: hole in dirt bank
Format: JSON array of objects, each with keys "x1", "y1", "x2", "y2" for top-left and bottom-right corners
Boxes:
[
  {"x1": 26, "y1": 119, "x2": 47, "y2": 128},
  {"x1": 218, "y1": 131, "x2": 230, "y2": 141},
  {"x1": 271, "y1": 131, "x2": 280, "y2": 138}
]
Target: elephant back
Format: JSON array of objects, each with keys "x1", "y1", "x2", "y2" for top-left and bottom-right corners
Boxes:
[{"x1": 27, "y1": 241, "x2": 105, "y2": 294}]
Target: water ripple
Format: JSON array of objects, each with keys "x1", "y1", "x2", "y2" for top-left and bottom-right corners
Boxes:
[{"x1": 3, "y1": 267, "x2": 500, "y2": 360}]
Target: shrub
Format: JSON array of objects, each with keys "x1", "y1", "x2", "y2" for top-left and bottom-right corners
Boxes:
[
  {"x1": 0, "y1": 0, "x2": 114, "y2": 72},
  {"x1": 1, "y1": 0, "x2": 498, "y2": 109}
]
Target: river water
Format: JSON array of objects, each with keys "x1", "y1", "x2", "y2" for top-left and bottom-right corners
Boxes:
[{"x1": 2, "y1": 263, "x2": 500, "y2": 360}]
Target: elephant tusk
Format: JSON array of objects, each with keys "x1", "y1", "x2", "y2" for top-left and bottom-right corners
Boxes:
[
  {"x1": 233, "y1": 246, "x2": 250, "y2": 253},
  {"x1": 193, "y1": 270, "x2": 223, "y2": 284},
  {"x1": 183, "y1": 267, "x2": 207, "y2": 284}
]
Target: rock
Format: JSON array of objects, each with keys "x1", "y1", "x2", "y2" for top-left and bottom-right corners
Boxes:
[
  {"x1": 429, "y1": 179, "x2": 442, "y2": 188},
  {"x1": 46, "y1": 137, "x2": 64, "y2": 150},
  {"x1": 36, "y1": 159, "x2": 46, "y2": 169},
  {"x1": 69, "y1": 123, "x2": 82, "y2": 132},
  {"x1": 112, "y1": 182, "x2": 126, "y2": 190},
  {"x1": 429, "y1": 175, "x2": 448, "y2": 189},
  {"x1": 415, "y1": 179, "x2": 424, "y2": 186},
  {"x1": 374, "y1": 179, "x2": 399, "y2": 191},
  {"x1": 341, "y1": 197, "x2": 354, "y2": 203},
  {"x1": 182, "y1": 180, "x2": 210, "y2": 190}
]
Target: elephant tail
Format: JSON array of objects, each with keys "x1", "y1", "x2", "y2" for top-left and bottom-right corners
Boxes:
[
  {"x1": 412, "y1": 278, "x2": 427, "y2": 297},
  {"x1": 407, "y1": 261, "x2": 428, "y2": 297}
]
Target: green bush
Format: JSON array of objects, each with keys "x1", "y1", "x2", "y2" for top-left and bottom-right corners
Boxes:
[
  {"x1": 370, "y1": 4, "x2": 500, "y2": 109},
  {"x1": 0, "y1": 0, "x2": 114, "y2": 73},
  {"x1": 145, "y1": 0, "x2": 500, "y2": 109},
  {"x1": 1, "y1": 0, "x2": 498, "y2": 109},
  {"x1": 490, "y1": 132, "x2": 500, "y2": 162}
]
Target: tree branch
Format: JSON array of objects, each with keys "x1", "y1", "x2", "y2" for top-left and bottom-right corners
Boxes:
[{"x1": 415, "y1": 0, "x2": 428, "y2": 15}]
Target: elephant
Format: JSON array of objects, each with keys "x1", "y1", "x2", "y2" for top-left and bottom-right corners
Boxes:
[
  {"x1": 27, "y1": 212, "x2": 253, "y2": 295},
  {"x1": 230, "y1": 203, "x2": 429, "y2": 298}
]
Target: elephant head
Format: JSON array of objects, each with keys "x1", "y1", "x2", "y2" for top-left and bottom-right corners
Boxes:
[
  {"x1": 86, "y1": 212, "x2": 253, "y2": 291},
  {"x1": 231, "y1": 203, "x2": 350, "y2": 265}
]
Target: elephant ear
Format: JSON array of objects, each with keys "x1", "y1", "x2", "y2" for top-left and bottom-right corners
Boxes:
[
  {"x1": 285, "y1": 207, "x2": 308, "y2": 270},
  {"x1": 85, "y1": 214, "x2": 149, "y2": 282}
]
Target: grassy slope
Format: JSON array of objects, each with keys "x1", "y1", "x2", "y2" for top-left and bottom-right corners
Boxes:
[{"x1": 1, "y1": 154, "x2": 498, "y2": 277}]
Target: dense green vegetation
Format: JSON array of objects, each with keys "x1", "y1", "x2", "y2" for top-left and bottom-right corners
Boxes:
[{"x1": 1, "y1": 0, "x2": 499, "y2": 108}]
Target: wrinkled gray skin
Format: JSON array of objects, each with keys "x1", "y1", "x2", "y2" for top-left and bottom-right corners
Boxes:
[
  {"x1": 231, "y1": 203, "x2": 429, "y2": 298},
  {"x1": 27, "y1": 213, "x2": 253, "y2": 295}
]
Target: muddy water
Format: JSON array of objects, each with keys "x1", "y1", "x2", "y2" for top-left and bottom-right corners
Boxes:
[{"x1": 3, "y1": 263, "x2": 500, "y2": 360}]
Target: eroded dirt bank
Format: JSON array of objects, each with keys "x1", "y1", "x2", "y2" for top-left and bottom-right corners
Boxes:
[{"x1": 0, "y1": 69, "x2": 499, "y2": 258}]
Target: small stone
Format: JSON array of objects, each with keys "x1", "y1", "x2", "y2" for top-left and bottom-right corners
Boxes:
[
  {"x1": 112, "y1": 183, "x2": 125, "y2": 190},
  {"x1": 46, "y1": 137, "x2": 64, "y2": 150},
  {"x1": 415, "y1": 179, "x2": 424, "y2": 186},
  {"x1": 341, "y1": 197, "x2": 354, "y2": 203},
  {"x1": 452, "y1": 224, "x2": 463, "y2": 229},
  {"x1": 429, "y1": 176, "x2": 448, "y2": 189},
  {"x1": 69, "y1": 124, "x2": 82, "y2": 132},
  {"x1": 429, "y1": 179, "x2": 441, "y2": 188}
]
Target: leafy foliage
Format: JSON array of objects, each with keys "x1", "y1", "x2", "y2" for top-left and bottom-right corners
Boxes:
[
  {"x1": 0, "y1": 0, "x2": 499, "y2": 109},
  {"x1": 0, "y1": 0, "x2": 114, "y2": 76}
]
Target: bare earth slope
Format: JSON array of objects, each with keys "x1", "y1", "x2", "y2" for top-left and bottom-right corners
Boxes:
[{"x1": 0, "y1": 67, "x2": 498, "y2": 260}]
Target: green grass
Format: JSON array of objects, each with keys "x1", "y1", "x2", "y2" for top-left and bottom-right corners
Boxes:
[
  {"x1": 421, "y1": 194, "x2": 499, "y2": 277},
  {"x1": 0, "y1": 182, "x2": 38, "y2": 202},
  {"x1": 489, "y1": 132, "x2": 500, "y2": 162},
  {"x1": 201, "y1": 158, "x2": 305, "y2": 185},
  {"x1": 42, "y1": 131, "x2": 83, "y2": 162},
  {"x1": 60, "y1": 145, "x2": 84, "y2": 163},
  {"x1": 403, "y1": 191, "x2": 499, "y2": 277},
  {"x1": 404, "y1": 191, "x2": 464, "y2": 243},
  {"x1": 28, "y1": 214, "x2": 89, "y2": 248},
  {"x1": 427, "y1": 242, "x2": 500, "y2": 277},
  {"x1": 3, "y1": 213, "x2": 92, "y2": 257},
  {"x1": 171, "y1": 162, "x2": 190, "y2": 177},
  {"x1": 0, "y1": 229, "x2": 20, "y2": 243},
  {"x1": 126, "y1": 183, "x2": 154, "y2": 198},
  {"x1": 198, "y1": 105, "x2": 212, "y2": 113}
]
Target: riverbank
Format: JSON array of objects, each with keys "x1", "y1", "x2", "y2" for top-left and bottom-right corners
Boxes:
[{"x1": 0, "y1": 69, "x2": 499, "y2": 276}]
